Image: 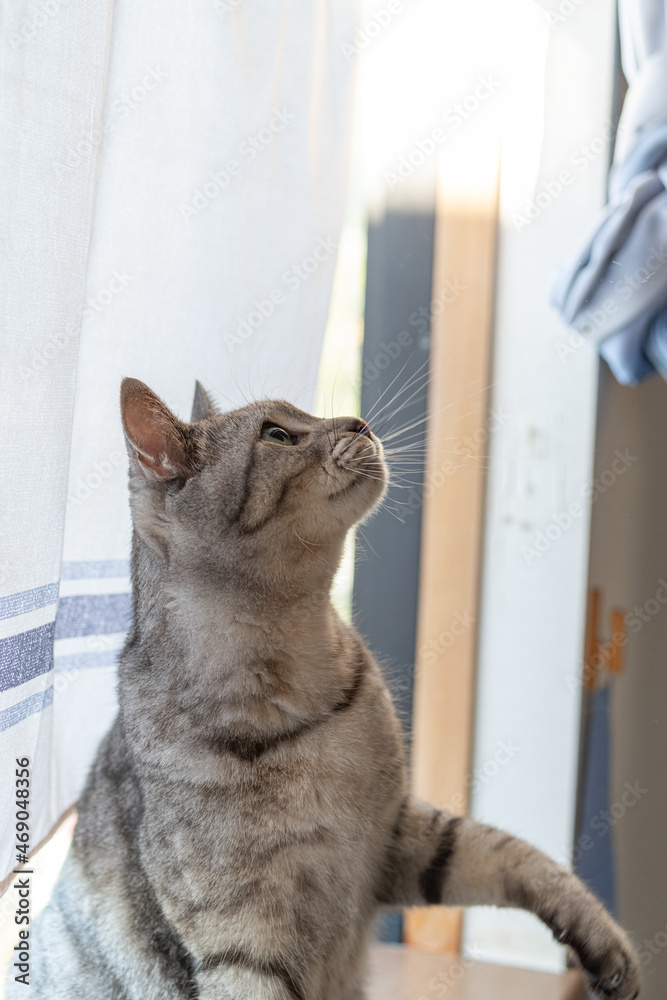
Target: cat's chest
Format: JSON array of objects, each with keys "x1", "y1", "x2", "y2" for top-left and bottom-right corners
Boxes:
[
  {"x1": 141, "y1": 728, "x2": 385, "y2": 840},
  {"x1": 135, "y1": 735, "x2": 398, "y2": 920},
  {"x1": 137, "y1": 697, "x2": 402, "y2": 864}
]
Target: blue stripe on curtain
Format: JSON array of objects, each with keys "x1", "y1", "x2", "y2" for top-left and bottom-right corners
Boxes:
[
  {"x1": 60, "y1": 560, "x2": 130, "y2": 579},
  {"x1": 0, "y1": 563, "x2": 131, "y2": 733},
  {"x1": 0, "y1": 583, "x2": 59, "y2": 620},
  {"x1": 55, "y1": 594, "x2": 132, "y2": 639},
  {"x1": 55, "y1": 650, "x2": 123, "y2": 672},
  {"x1": 0, "y1": 623, "x2": 55, "y2": 692},
  {"x1": 0, "y1": 686, "x2": 54, "y2": 734}
]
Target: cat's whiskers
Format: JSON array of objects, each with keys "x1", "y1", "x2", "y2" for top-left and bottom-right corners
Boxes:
[
  {"x1": 293, "y1": 530, "x2": 324, "y2": 553},
  {"x1": 333, "y1": 364, "x2": 433, "y2": 462},
  {"x1": 361, "y1": 356, "x2": 416, "y2": 422},
  {"x1": 363, "y1": 358, "x2": 431, "y2": 425},
  {"x1": 376, "y1": 380, "x2": 495, "y2": 448},
  {"x1": 383, "y1": 506, "x2": 407, "y2": 523},
  {"x1": 338, "y1": 465, "x2": 385, "y2": 483},
  {"x1": 369, "y1": 371, "x2": 433, "y2": 439},
  {"x1": 324, "y1": 424, "x2": 335, "y2": 452}
]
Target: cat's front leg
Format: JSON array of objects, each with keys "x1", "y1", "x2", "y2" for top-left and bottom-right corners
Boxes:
[{"x1": 379, "y1": 798, "x2": 641, "y2": 1000}]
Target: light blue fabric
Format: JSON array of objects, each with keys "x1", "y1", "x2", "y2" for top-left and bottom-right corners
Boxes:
[{"x1": 551, "y1": 5, "x2": 667, "y2": 385}]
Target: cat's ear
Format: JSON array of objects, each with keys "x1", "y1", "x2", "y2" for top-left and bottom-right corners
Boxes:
[
  {"x1": 190, "y1": 380, "x2": 218, "y2": 422},
  {"x1": 120, "y1": 378, "x2": 198, "y2": 480}
]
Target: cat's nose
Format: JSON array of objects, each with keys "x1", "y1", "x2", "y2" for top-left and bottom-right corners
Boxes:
[{"x1": 356, "y1": 419, "x2": 372, "y2": 438}]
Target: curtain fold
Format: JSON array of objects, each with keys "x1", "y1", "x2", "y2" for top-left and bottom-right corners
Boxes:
[
  {"x1": 1, "y1": 0, "x2": 358, "y2": 885},
  {"x1": 551, "y1": 0, "x2": 667, "y2": 385},
  {"x1": 0, "y1": 0, "x2": 113, "y2": 885}
]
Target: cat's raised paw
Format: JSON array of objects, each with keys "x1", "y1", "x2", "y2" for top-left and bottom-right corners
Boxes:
[{"x1": 582, "y1": 939, "x2": 642, "y2": 1000}]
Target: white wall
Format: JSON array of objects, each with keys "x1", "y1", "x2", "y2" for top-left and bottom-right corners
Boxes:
[{"x1": 465, "y1": 0, "x2": 618, "y2": 972}]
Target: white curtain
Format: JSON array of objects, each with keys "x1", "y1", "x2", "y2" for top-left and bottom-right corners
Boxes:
[{"x1": 0, "y1": 0, "x2": 358, "y2": 886}]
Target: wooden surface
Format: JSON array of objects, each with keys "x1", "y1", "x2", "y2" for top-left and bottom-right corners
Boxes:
[
  {"x1": 405, "y1": 120, "x2": 501, "y2": 951},
  {"x1": 368, "y1": 946, "x2": 587, "y2": 1000}
]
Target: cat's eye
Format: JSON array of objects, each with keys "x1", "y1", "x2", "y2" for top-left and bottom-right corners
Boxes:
[{"x1": 261, "y1": 424, "x2": 295, "y2": 446}]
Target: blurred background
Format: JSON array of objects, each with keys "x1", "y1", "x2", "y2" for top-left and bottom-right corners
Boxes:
[{"x1": 2, "y1": 1, "x2": 667, "y2": 998}]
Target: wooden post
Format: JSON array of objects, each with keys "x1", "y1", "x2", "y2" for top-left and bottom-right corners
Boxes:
[{"x1": 404, "y1": 115, "x2": 501, "y2": 952}]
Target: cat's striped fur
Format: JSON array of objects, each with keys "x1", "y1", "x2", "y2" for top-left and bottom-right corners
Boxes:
[{"x1": 6, "y1": 379, "x2": 640, "y2": 1000}]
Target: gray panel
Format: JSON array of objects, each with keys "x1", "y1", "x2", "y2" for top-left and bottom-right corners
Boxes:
[
  {"x1": 354, "y1": 208, "x2": 434, "y2": 741},
  {"x1": 353, "y1": 208, "x2": 435, "y2": 945}
]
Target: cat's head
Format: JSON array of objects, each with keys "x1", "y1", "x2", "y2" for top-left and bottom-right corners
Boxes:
[{"x1": 120, "y1": 378, "x2": 387, "y2": 586}]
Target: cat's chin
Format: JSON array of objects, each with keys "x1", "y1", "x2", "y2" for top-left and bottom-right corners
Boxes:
[{"x1": 325, "y1": 471, "x2": 387, "y2": 531}]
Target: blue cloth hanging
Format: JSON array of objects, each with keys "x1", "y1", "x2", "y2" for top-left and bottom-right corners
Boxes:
[{"x1": 551, "y1": 2, "x2": 667, "y2": 385}]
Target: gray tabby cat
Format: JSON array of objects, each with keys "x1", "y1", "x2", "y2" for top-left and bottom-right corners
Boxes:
[{"x1": 7, "y1": 378, "x2": 641, "y2": 1000}]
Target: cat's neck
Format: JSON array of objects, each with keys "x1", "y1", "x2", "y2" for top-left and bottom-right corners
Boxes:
[
  {"x1": 126, "y1": 532, "x2": 352, "y2": 734},
  {"x1": 130, "y1": 530, "x2": 341, "y2": 626}
]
